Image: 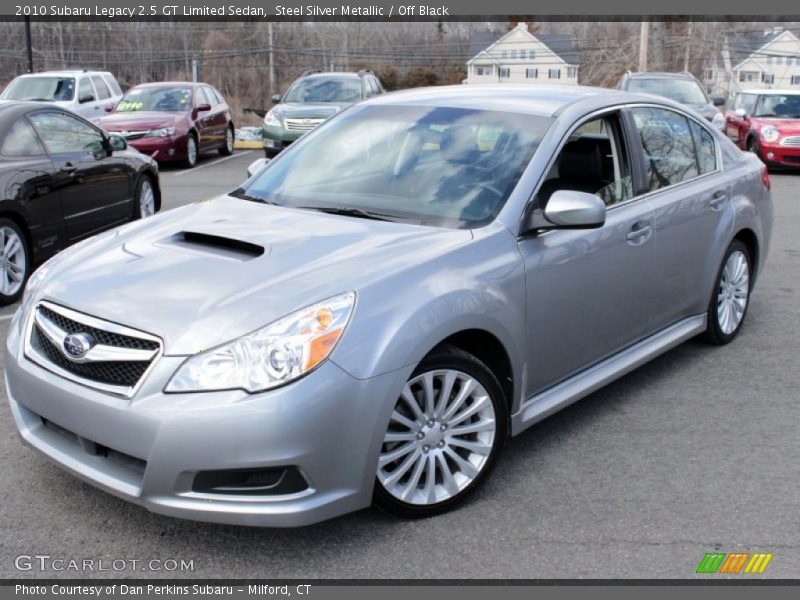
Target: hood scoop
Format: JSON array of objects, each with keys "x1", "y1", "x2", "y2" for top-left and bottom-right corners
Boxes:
[{"x1": 163, "y1": 231, "x2": 266, "y2": 260}]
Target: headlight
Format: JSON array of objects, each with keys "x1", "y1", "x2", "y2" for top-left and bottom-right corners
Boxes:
[
  {"x1": 145, "y1": 126, "x2": 176, "y2": 138},
  {"x1": 165, "y1": 292, "x2": 356, "y2": 393},
  {"x1": 711, "y1": 112, "x2": 725, "y2": 130},
  {"x1": 761, "y1": 125, "x2": 780, "y2": 143},
  {"x1": 264, "y1": 109, "x2": 281, "y2": 128}
]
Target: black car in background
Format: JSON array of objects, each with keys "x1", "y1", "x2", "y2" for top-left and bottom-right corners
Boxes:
[
  {"x1": 617, "y1": 71, "x2": 726, "y2": 130},
  {"x1": 0, "y1": 102, "x2": 160, "y2": 304}
]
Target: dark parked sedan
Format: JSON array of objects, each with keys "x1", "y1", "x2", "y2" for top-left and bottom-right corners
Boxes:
[
  {"x1": 95, "y1": 82, "x2": 234, "y2": 168},
  {"x1": 0, "y1": 102, "x2": 160, "y2": 305}
]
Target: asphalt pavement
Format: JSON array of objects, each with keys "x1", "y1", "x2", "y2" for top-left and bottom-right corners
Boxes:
[{"x1": 1, "y1": 155, "x2": 798, "y2": 579}]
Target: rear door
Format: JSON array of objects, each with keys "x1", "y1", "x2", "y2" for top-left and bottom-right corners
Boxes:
[
  {"x1": 75, "y1": 76, "x2": 101, "y2": 119},
  {"x1": 29, "y1": 111, "x2": 134, "y2": 241},
  {"x1": 518, "y1": 110, "x2": 656, "y2": 397},
  {"x1": 626, "y1": 106, "x2": 734, "y2": 330},
  {"x1": 90, "y1": 74, "x2": 114, "y2": 112}
]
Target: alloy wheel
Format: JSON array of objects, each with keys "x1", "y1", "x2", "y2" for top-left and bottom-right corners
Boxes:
[
  {"x1": 186, "y1": 136, "x2": 197, "y2": 167},
  {"x1": 0, "y1": 226, "x2": 26, "y2": 297},
  {"x1": 225, "y1": 128, "x2": 233, "y2": 153},
  {"x1": 377, "y1": 369, "x2": 497, "y2": 506},
  {"x1": 717, "y1": 249, "x2": 749, "y2": 335},
  {"x1": 139, "y1": 178, "x2": 156, "y2": 218}
]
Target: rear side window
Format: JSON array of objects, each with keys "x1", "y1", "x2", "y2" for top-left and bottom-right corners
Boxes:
[
  {"x1": 78, "y1": 78, "x2": 95, "y2": 101},
  {"x1": 199, "y1": 87, "x2": 216, "y2": 105},
  {"x1": 2, "y1": 118, "x2": 45, "y2": 157},
  {"x1": 103, "y1": 75, "x2": 122, "y2": 96},
  {"x1": 91, "y1": 76, "x2": 110, "y2": 100},
  {"x1": 689, "y1": 120, "x2": 717, "y2": 174},
  {"x1": 630, "y1": 107, "x2": 699, "y2": 191}
]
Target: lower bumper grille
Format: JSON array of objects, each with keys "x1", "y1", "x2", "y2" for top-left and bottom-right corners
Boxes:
[{"x1": 24, "y1": 302, "x2": 162, "y2": 397}]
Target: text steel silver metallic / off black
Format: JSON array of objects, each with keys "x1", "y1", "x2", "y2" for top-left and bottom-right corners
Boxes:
[{"x1": 6, "y1": 85, "x2": 773, "y2": 526}]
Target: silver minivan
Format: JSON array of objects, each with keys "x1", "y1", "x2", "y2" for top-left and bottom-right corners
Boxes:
[{"x1": 1, "y1": 70, "x2": 123, "y2": 119}]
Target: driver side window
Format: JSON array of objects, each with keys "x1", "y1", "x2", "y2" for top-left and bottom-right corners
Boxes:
[
  {"x1": 538, "y1": 112, "x2": 633, "y2": 208},
  {"x1": 29, "y1": 112, "x2": 106, "y2": 156}
]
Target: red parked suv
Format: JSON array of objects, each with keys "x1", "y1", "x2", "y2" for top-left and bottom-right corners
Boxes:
[
  {"x1": 95, "y1": 82, "x2": 234, "y2": 168},
  {"x1": 725, "y1": 90, "x2": 800, "y2": 168}
]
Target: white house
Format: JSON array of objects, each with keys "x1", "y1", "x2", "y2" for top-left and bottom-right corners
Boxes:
[
  {"x1": 466, "y1": 23, "x2": 580, "y2": 85},
  {"x1": 704, "y1": 28, "x2": 800, "y2": 100}
]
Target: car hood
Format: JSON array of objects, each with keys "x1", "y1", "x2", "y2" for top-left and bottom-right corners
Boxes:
[
  {"x1": 684, "y1": 103, "x2": 719, "y2": 120},
  {"x1": 37, "y1": 196, "x2": 471, "y2": 355},
  {"x1": 95, "y1": 111, "x2": 183, "y2": 132},
  {"x1": 274, "y1": 102, "x2": 349, "y2": 120},
  {"x1": 751, "y1": 117, "x2": 800, "y2": 134}
]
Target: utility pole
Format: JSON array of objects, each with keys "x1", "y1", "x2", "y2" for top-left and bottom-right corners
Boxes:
[
  {"x1": 638, "y1": 20, "x2": 649, "y2": 72},
  {"x1": 683, "y1": 22, "x2": 693, "y2": 72},
  {"x1": 268, "y1": 22, "x2": 276, "y2": 99},
  {"x1": 24, "y1": 16, "x2": 33, "y2": 73}
]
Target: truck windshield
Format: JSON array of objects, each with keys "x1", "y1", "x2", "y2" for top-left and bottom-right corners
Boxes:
[
  {"x1": 3, "y1": 76, "x2": 75, "y2": 101},
  {"x1": 283, "y1": 78, "x2": 363, "y2": 103},
  {"x1": 239, "y1": 105, "x2": 553, "y2": 229},
  {"x1": 628, "y1": 78, "x2": 708, "y2": 105}
]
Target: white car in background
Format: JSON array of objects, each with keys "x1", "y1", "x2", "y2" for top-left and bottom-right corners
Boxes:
[{"x1": 1, "y1": 70, "x2": 123, "y2": 119}]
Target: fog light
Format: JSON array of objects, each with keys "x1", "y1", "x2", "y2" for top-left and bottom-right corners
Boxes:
[
  {"x1": 766, "y1": 152, "x2": 775, "y2": 160},
  {"x1": 166, "y1": 148, "x2": 175, "y2": 156}
]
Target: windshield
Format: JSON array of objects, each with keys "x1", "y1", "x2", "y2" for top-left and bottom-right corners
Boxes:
[
  {"x1": 628, "y1": 78, "x2": 708, "y2": 105},
  {"x1": 238, "y1": 105, "x2": 553, "y2": 228},
  {"x1": 116, "y1": 87, "x2": 193, "y2": 112},
  {"x1": 3, "y1": 76, "x2": 75, "y2": 101},
  {"x1": 754, "y1": 94, "x2": 800, "y2": 118},
  {"x1": 283, "y1": 78, "x2": 362, "y2": 103}
]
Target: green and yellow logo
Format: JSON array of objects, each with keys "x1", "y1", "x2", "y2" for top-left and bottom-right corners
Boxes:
[{"x1": 696, "y1": 552, "x2": 773, "y2": 574}]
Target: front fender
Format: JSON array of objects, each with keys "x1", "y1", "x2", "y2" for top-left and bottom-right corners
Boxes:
[{"x1": 331, "y1": 223, "x2": 527, "y2": 409}]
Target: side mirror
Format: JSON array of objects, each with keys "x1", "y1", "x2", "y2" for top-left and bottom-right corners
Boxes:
[
  {"x1": 107, "y1": 134, "x2": 127, "y2": 152},
  {"x1": 734, "y1": 108, "x2": 748, "y2": 119},
  {"x1": 713, "y1": 96, "x2": 726, "y2": 107},
  {"x1": 195, "y1": 103, "x2": 211, "y2": 113},
  {"x1": 543, "y1": 190, "x2": 606, "y2": 229},
  {"x1": 246, "y1": 157, "x2": 270, "y2": 178},
  {"x1": 78, "y1": 93, "x2": 95, "y2": 104},
  {"x1": 271, "y1": 94, "x2": 281, "y2": 104}
]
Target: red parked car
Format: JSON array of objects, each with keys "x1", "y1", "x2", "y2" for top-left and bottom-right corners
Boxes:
[
  {"x1": 95, "y1": 82, "x2": 234, "y2": 168},
  {"x1": 725, "y1": 90, "x2": 800, "y2": 168}
]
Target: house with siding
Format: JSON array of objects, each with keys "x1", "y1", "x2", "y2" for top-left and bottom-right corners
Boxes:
[{"x1": 466, "y1": 23, "x2": 580, "y2": 85}]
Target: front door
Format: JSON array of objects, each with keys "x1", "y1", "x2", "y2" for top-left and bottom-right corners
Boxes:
[{"x1": 518, "y1": 111, "x2": 655, "y2": 398}]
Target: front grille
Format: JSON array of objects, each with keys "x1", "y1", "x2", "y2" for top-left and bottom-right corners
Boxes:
[
  {"x1": 284, "y1": 118, "x2": 325, "y2": 133},
  {"x1": 781, "y1": 136, "x2": 800, "y2": 147},
  {"x1": 25, "y1": 302, "x2": 161, "y2": 396}
]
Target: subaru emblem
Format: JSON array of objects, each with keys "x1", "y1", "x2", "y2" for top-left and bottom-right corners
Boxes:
[{"x1": 63, "y1": 332, "x2": 94, "y2": 360}]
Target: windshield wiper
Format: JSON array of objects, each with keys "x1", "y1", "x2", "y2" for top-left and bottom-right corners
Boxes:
[
  {"x1": 230, "y1": 189, "x2": 278, "y2": 205},
  {"x1": 296, "y1": 205, "x2": 399, "y2": 222}
]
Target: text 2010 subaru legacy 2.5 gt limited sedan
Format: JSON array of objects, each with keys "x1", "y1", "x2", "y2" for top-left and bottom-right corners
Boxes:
[{"x1": 6, "y1": 86, "x2": 772, "y2": 526}]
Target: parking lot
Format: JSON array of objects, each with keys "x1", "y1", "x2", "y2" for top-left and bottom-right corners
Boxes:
[{"x1": 0, "y1": 154, "x2": 798, "y2": 579}]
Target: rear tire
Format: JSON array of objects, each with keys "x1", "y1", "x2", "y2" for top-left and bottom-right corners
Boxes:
[
  {"x1": 702, "y1": 240, "x2": 752, "y2": 345},
  {"x1": 132, "y1": 175, "x2": 157, "y2": 220},
  {"x1": 0, "y1": 218, "x2": 30, "y2": 306},
  {"x1": 219, "y1": 125, "x2": 234, "y2": 156},
  {"x1": 373, "y1": 345, "x2": 507, "y2": 518}
]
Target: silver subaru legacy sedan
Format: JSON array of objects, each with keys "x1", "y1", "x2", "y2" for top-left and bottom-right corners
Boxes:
[{"x1": 6, "y1": 85, "x2": 772, "y2": 526}]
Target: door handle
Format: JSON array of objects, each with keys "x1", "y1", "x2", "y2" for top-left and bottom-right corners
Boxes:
[
  {"x1": 60, "y1": 164, "x2": 77, "y2": 174},
  {"x1": 710, "y1": 190, "x2": 727, "y2": 210},
  {"x1": 626, "y1": 221, "x2": 652, "y2": 244}
]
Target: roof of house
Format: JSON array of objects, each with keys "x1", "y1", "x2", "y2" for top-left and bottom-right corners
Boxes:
[
  {"x1": 468, "y1": 29, "x2": 580, "y2": 65},
  {"x1": 726, "y1": 29, "x2": 795, "y2": 69}
]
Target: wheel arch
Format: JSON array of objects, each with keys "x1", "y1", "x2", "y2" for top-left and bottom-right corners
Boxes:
[
  {"x1": 139, "y1": 168, "x2": 161, "y2": 211},
  {"x1": 0, "y1": 206, "x2": 33, "y2": 259},
  {"x1": 733, "y1": 227, "x2": 759, "y2": 280}
]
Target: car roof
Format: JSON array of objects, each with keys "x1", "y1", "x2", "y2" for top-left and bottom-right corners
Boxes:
[
  {"x1": 738, "y1": 89, "x2": 800, "y2": 95},
  {"x1": 128, "y1": 82, "x2": 197, "y2": 89},
  {"x1": 365, "y1": 84, "x2": 645, "y2": 117},
  {"x1": 627, "y1": 71, "x2": 696, "y2": 80},
  {"x1": 14, "y1": 70, "x2": 111, "y2": 77},
  {"x1": 303, "y1": 72, "x2": 363, "y2": 79}
]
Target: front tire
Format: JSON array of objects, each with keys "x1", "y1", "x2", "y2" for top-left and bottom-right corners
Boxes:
[
  {"x1": 182, "y1": 133, "x2": 198, "y2": 168},
  {"x1": 746, "y1": 136, "x2": 762, "y2": 160},
  {"x1": 219, "y1": 125, "x2": 234, "y2": 156},
  {"x1": 702, "y1": 240, "x2": 751, "y2": 345},
  {"x1": 373, "y1": 345, "x2": 507, "y2": 518},
  {"x1": 0, "y1": 218, "x2": 30, "y2": 306}
]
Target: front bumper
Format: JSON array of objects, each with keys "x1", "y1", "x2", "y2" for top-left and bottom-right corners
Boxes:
[
  {"x1": 5, "y1": 311, "x2": 409, "y2": 527},
  {"x1": 262, "y1": 126, "x2": 302, "y2": 155},
  {"x1": 127, "y1": 135, "x2": 188, "y2": 162},
  {"x1": 760, "y1": 141, "x2": 800, "y2": 167}
]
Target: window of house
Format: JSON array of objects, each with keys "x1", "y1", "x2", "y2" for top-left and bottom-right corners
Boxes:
[
  {"x1": 567, "y1": 67, "x2": 578, "y2": 78},
  {"x1": 775, "y1": 56, "x2": 783, "y2": 65},
  {"x1": 549, "y1": 69, "x2": 561, "y2": 79},
  {"x1": 527, "y1": 50, "x2": 536, "y2": 59},
  {"x1": 762, "y1": 73, "x2": 775, "y2": 84},
  {"x1": 767, "y1": 56, "x2": 773, "y2": 65},
  {"x1": 792, "y1": 75, "x2": 800, "y2": 85},
  {"x1": 738, "y1": 71, "x2": 757, "y2": 83},
  {"x1": 500, "y1": 51, "x2": 508, "y2": 59},
  {"x1": 499, "y1": 67, "x2": 510, "y2": 78},
  {"x1": 704, "y1": 69, "x2": 714, "y2": 80},
  {"x1": 476, "y1": 66, "x2": 493, "y2": 76},
  {"x1": 537, "y1": 113, "x2": 633, "y2": 208},
  {"x1": 630, "y1": 107, "x2": 700, "y2": 191},
  {"x1": 526, "y1": 68, "x2": 538, "y2": 79}
]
